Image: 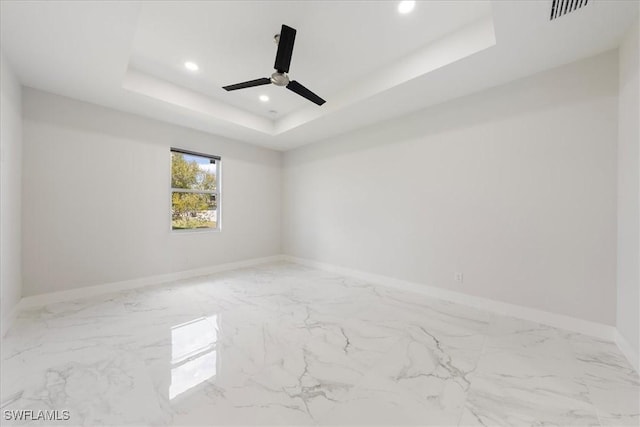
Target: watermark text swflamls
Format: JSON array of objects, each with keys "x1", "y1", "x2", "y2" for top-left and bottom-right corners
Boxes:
[{"x1": 3, "y1": 409, "x2": 70, "y2": 421}]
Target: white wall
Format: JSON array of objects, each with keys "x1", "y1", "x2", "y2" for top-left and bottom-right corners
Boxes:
[
  {"x1": 0, "y1": 52, "x2": 22, "y2": 335},
  {"x1": 617, "y1": 18, "x2": 639, "y2": 366},
  {"x1": 22, "y1": 89, "x2": 281, "y2": 296},
  {"x1": 283, "y1": 51, "x2": 619, "y2": 326}
]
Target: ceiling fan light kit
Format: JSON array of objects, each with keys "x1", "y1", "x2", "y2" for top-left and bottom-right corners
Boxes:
[{"x1": 222, "y1": 24, "x2": 326, "y2": 106}]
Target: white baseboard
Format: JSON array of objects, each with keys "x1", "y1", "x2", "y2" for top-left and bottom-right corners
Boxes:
[
  {"x1": 1, "y1": 303, "x2": 20, "y2": 338},
  {"x1": 615, "y1": 329, "x2": 640, "y2": 373},
  {"x1": 284, "y1": 255, "x2": 617, "y2": 342},
  {"x1": 16, "y1": 255, "x2": 285, "y2": 312}
]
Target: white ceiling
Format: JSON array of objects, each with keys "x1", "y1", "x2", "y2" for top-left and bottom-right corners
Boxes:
[
  {"x1": 1, "y1": 1, "x2": 638, "y2": 150},
  {"x1": 129, "y1": 1, "x2": 492, "y2": 118}
]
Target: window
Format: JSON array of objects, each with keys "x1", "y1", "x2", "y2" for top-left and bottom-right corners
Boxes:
[{"x1": 170, "y1": 148, "x2": 220, "y2": 231}]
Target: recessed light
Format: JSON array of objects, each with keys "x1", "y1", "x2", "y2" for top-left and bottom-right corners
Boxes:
[
  {"x1": 398, "y1": 0, "x2": 415, "y2": 14},
  {"x1": 259, "y1": 95, "x2": 269, "y2": 102},
  {"x1": 184, "y1": 61, "x2": 199, "y2": 71}
]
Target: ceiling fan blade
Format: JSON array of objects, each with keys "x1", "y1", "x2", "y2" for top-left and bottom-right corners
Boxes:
[
  {"x1": 286, "y1": 80, "x2": 326, "y2": 105},
  {"x1": 222, "y1": 77, "x2": 271, "y2": 91},
  {"x1": 274, "y1": 25, "x2": 296, "y2": 73}
]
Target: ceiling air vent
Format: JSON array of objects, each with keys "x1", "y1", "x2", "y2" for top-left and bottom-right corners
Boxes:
[{"x1": 550, "y1": 0, "x2": 589, "y2": 20}]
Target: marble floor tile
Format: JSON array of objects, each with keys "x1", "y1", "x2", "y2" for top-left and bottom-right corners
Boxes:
[
  {"x1": 564, "y1": 333, "x2": 640, "y2": 426},
  {"x1": 460, "y1": 348, "x2": 600, "y2": 426},
  {"x1": 1, "y1": 262, "x2": 637, "y2": 426}
]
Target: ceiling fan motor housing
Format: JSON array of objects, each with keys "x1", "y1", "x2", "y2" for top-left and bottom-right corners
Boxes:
[{"x1": 271, "y1": 72, "x2": 289, "y2": 86}]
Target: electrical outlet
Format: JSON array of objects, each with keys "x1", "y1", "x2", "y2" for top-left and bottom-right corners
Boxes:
[{"x1": 454, "y1": 272, "x2": 464, "y2": 283}]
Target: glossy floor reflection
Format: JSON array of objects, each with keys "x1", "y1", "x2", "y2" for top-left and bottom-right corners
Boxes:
[{"x1": 1, "y1": 262, "x2": 638, "y2": 426}]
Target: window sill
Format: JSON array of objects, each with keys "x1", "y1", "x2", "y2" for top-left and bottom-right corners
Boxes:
[{"x1": 170, "y1": 228, "x2": 221, "y2": 234}]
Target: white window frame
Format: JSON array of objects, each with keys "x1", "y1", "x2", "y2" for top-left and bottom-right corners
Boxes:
[{"x1": 170, "y1": 148, "x2": 221, "y2": 232}]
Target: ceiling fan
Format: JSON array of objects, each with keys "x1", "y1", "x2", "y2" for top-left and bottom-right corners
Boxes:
[{"x1": 222, "y1": 24, "x2": 326, "y2": 106}]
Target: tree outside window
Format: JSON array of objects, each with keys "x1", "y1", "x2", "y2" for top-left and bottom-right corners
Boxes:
[{"x1": 171, "y1": 149, "x2": 220, "y2": 231}]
